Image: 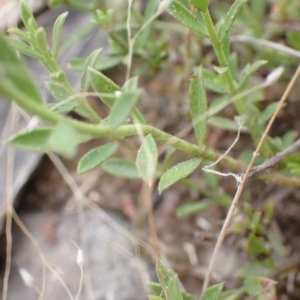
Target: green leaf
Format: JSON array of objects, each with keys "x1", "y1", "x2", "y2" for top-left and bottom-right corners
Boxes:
[
  {"x1": 169, "y1": 277, "x2": 184, "y2": 300},
  {"x1": 77, "y1": 142, "x2": 119, "y2": 174},
  {"x1": 48, "y1": 101, "x2": 77, "y2": 113},
  {"x1": 89, "y1": 68, "x2": 145, "y2": 124},
  {"x1": 8, "y1": 128, "x2": 52, "y2": 151},
  {"x1": 239, "y1": 60, "x2": 267, "y2": 89},
  {"x1": 176, "y1": 201, "x2": 214, "y2": 217},
  {"x1": 89, "y1": 67, "x2": 120, "y2": 107},
  {"x1": 0, "y1": 32, "x2": 43, "y2": 105},
  {"x1": 248, "y1": 233, "x2": 269, "y2": 256},
  {"x1": 102, "y1": 158, "x2": 140, "y2": 179},
  {"x1": 167, "y1": 1, "x2": 206, "y2": 35},
  {"x1": 148, "y1": 296, "x2": 164, "y2": 300},
  {"x1": 35, "y1": 27, "x2": 48, "y2": 54},
  {"x1": 191, "y1": 0, "x2": 210, "y2": 12},
  {"x1": 208, "y1": 117, "x2": 245, "y2": 132},
  {"x1": 81, "y1": 49, "x2": 102, "y2": 90},
  {"x1": 286, "y1": 31, "x2": 300, "y2": 51},
  {"x1": 52, "y1": 11, "x2": 69, "y2": 59},
  {"x1": 219, "y1": 288, "x2": 245, "y2": 300},
  {"x1": 21, "y1": 1, "x2": 37, "y2": 32},
  {"x1": 7, "y1": 27, "x2": 30, "y2": 42},
  {"x1": 47, "y1": 122, "x2": 92, "y2": 157},
  {"x1": 243, "y1": 277, "x2": 276, "y2": 297},
  {"x1": 219, "y1": 0, "x2": 248, "y2": 42},
  {"x1": 158, "y1": 158, "x2": 201, "y2": 194},
  {"x1": 189, "y1": 68, "x2": 208, "y2": 145},
  {"x1": 70, "y1": 56, "x2": 123, "y2": 72},
  {"x1": 123, "y1": 76, "x2": 139, "y2": 92},
  {"x1": 202, "y1": 283, "x2": 224, "y2": 300},
  {"x1": 7, "y1": 38, "x2": 43, "y2": 59},
  {"x1": 156, "y1": 261, "x2": 174, "y2": 288},
  {"x1": 46, "y1": 81, "x2": 70, "y2": 102},
  {"x1": 136, "y1": 135, "x2": 158, "y2": 186},
  {"x1": 148, "y1": 282, "x2": 163, "y2": 297},
  {"x1": 258, "y1": 102, "x2": 279, "y2": 125},
  {"x1": 203, "y1": 79, "x2": 228, "y2": 94},
  {"x1": 108, "y1": 90, "x2": 141, "y2": 128}
]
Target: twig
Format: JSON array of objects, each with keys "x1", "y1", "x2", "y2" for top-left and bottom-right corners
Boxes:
[
  {"x1": 231, "y1": 35, "x2": 300, "y2": 59},
  {"x1": 202, "y1": 63, "x2": 300, "y2": 293},
  {"x1": 249, "y1": 138, "x2": 300, "y2": 177},
  {"x1": 2, "y1": 104, "x2": 16, "y2": 300}
]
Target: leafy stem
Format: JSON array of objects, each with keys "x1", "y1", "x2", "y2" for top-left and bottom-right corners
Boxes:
[
  {"x1": 201, "y1": 9, "x2": 246, "y2": 114},
  {"x1": 5, "y1": 79, "x2": 300, "y2": 188}
]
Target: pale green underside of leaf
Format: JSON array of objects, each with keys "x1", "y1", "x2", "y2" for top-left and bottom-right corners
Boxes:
[
  {"x1": 47, "y1": 122, "x2": 92, "y2": 157},
  {"x1": 189, "y1": 68, "x2": 208, "y2": 145},
  {"x1": 108, "y1": 90, "x2": 141, "y2": 128},
  {"x1": 202, "y1": 283, "x2": 224, "y2": 300},
  {"x1": 77, "y1": 142, "x2": 119, "y2": 174},
  {"x1": 8, "y1": 128, "x2": 53, "y2": 151},
  {"x1": 102, "y1": 158, "x2": 140, "y2": 179},
  {"x1": 136, "y1": 135, "x2": 158, "y2": 186},
  {"x1": 158, "y1": 158, "x2": 201, "y2": 194}
]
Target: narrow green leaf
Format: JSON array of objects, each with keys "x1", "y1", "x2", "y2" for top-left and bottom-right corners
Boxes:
[
  {"x1": 148, "y1": 296, "x2": 164, "y2": 300},
  {"x1": 189, "y1": 68, "x2": 208, "y2": 145},
  {"x1": 158, "y1": 158, "x2": 201, "y2": 194},
  {"x1": 219, "y1": 0, "x2": 248, "y2": 42},
  {"x1": 8, "y1": 128, "x2": 52, "y2": 151},
  {"x1": 169, "y1": 277, "x2": 184, "y2": 300},
  {"x1": 191, "y1": 0, "x2": 210, "y2": 12},
  {"x1": 219, "y1": 288, "x2": 245, "y2": 300},
  {"x1": 213, "y1": 66, "x2": 229, "y2": 75},
  {"x1": 0, "y1": 32, "x2": 43, "y2": 104},
  {"x1": 52, "y1": 11, "x2": 69, "y2": 59},
  {"x1": 70, "y1": 56, "x2": 123, "y2": 72},
  {"x1": 202, "y1": 283, "x2": 224, "y2": 300},
  {"x1": 176, "y1": 201, "x2": 214, "y2": 217},
  {"x1": 248, "y1": 234, "x2": 269, "y2": 256},
  {"x1": 208, "y1": 116, "x2": 246, "y2": 132},
  {"x1": 136, "y1": 135, "x2": 158, "y2": 186},
  {"x1": 46, "y1": 81, "x2": 70, "y2": 102},
  {"x1": 243, "y1": 277, "x2": 276, "y2": 297},
  {"x1": 45, "y1": 81, "x2": 71, "y2": 102},
  {"x1": 89, "y1": 67, "x2": 120, "y2": 107},
  {"x1": 123, "y1": 76, "x2": 139, "y2": 92},
  {"x1": 77, "y1": 142, "x2": 119, "y2": 174},
  {"x1": 7, "y1": 38, "x2": 43, "y2": 59},
  {"x1": 7, "y1": 27, "x2": 30, "y2": 42},
  {"x1": 238, "y1": 60, "x2": 267, "y2": 89},
  {"x1": 21, "y1": 1, "x2": 37, "y2": 32},
  {"x1": 89, "y1": 68, "x2": 145, "y2": 124},
  {"x1": 47, "y1": 122, "x2": 92, "y2": 157},
  {"x1": 203, "y1": 79, "x2": 228, "y2": 94},
  {"x1": 81, "y1": 49, "x2": 102, "y2": 90},
  {"x1": 250, "y1": 0, "x2": 267, "y2": 22},
  {"x1": 35, "y1": 27, "x2": 48, "y2": 54},
  {"x1": 102, "y1": 158, "x2": 140, "y2": 179},
  {"x1": 148, "y1": 282, "x2": 163, "y2": 296},
  {"x1": 167, "y1": 1, "x2": 206, "y2": 35},
  {"x1": 48, "y1": 101, "x2": 77, "y2": 113},
  {"x1": 258, "y1": 102, "x2": 279, "y2": 125},
  {"x1": 108, "y1": 90, "x2": 141, "y2": 128},
  {"x1": 156, "y1": 261, "x2": 174, "y2": 288}
]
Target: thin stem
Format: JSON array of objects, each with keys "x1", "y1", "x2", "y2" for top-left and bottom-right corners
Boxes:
[{"x1": 201, "y1": 10, "x2": 236, "y2": 94}]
